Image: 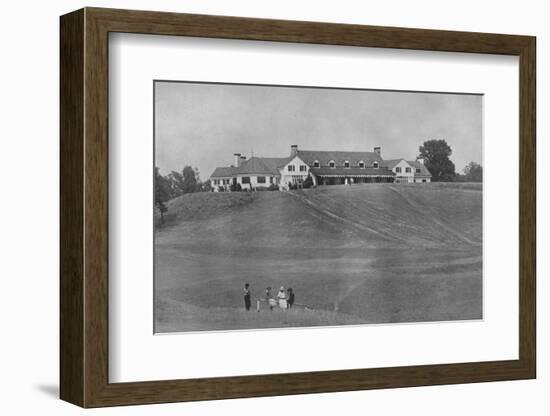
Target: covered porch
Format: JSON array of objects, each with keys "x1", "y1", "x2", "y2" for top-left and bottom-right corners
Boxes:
[{"x1": 315, "y1": 175, "x2": 395, "y2": 185}]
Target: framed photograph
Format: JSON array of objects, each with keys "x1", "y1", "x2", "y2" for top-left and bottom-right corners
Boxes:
[{"x1": 60, "y1": 7, "x2": 536, "y2": 407}]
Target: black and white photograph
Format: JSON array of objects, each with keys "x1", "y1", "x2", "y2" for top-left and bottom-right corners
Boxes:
[{"x1": 154, "y1": 81, "x2": 483, "y2": 333}]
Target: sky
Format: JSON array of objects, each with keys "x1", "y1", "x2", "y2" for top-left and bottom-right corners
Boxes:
[{"x1": 154, "y1": 81, "x2": 482, "y2": 179}]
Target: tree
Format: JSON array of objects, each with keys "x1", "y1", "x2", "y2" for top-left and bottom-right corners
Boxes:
[
  {"x1": 167, "y1": 170, "x2": 185, "y2": 197},
  {"x1": 194, "y1": 167, "x2": 201, "y2": 184},
  {"x1": 418, "y1": 139, "x2": 456, "y2": 181},
  {"x1": 155, "y1": 167, "x2": 171, "y2": 224},
  {"x1": 166, "y1": 166, "x2": 205, "y2": 196},
  {"x1": 463, "y1": 161, "x2": 483, "y2": 182},
  {"x1": 303, "y1": 174, "x2": 314, "y2": 189},
  {"x1": 201, "y1": 179, "x2": 212, "y2": 193},
  {"x1": 182, "y1": 165, "x2": 198, "y2": 193}
]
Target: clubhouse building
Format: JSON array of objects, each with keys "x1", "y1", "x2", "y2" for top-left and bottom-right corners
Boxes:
[{"x1": 210, "y1": 145, "x2": 431, "y2": 191}]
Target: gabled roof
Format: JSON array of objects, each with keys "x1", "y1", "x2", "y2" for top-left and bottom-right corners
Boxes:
[
  {"x1": 210, "y1": 166, "x2": 238, "y2": 178},
  {"x1": 407, "y1": 160, "x2": 432, "y2": 177},
  {"x1": 210, "y1": 156, "x2": 292, "y2": 178},
  {"x1": 210, "y1": 152, "x2": 431, "y2": 178},
  {"x1": 296, "y1": 150, "x2": 382, "y2": 166},
  {"x1": 381, "y1": 158, "x2": 408, "y2": 169},
  {"x1": 236, "y1": 156, "x2": 292, "y2": 175}
]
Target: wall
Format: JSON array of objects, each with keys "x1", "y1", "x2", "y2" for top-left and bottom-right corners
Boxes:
[
  {"x1": 236, "y1": 174, "x2": 277, "y2": 189},
  {"x1": 0, "y1": 0, "x2": 546, "y2": 415},
  {"x1": 280, "y1": 156, "x2": 310, "y2": 187},
  {"x1": 393, "y1": 159, "x2": 415, "y2": 182}
]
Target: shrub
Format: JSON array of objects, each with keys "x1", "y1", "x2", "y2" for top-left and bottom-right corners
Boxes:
[
  {"x1": 303, "y1": 175, "x2": 313, "y2": 189},
  {"x1": 230, "y1": 182, "x2": 242, "y2": 192}
]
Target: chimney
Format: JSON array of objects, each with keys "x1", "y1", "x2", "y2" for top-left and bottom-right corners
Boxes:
[
  {"x1": 240, "y1": 155, "x2": 247, "y2": 165},
  {"x1": 417, "y1": 157, "x2": 425, "y2": 165},
  {"x1": 290, "y1": 145, "x2": 298, "y2": 157},
  {"x1": 374, "y1": 147, "x2": 381, "y2": 157},
  {"x1": 233, "y1": 153, "x2": 241, "y2": 167}
]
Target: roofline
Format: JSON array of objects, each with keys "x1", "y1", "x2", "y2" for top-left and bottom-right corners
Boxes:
[
  {"x1": 315, "y1": 174, "x2": 395, "y2": 178},
  {"x1": 233, "y1": 172, "x2": 281, "y2": 176},
  {"x1": 298, "y1": 149, "x2": 379, "y2": 154}
]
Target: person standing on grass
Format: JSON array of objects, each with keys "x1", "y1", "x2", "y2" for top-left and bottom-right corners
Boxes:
[
  {"x1": 287, "y1": 288, "x2": 295, "y2": 309},
  {"x1": 277, "y1": 286, "x2": 287, "y2": 309},
  {"x1": 244, "y1": 283, "x2": 252, "y2": 311}
]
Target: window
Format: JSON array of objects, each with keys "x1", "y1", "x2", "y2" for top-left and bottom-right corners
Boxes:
[
  {"x1": 416, "y1": 168, "x2": 421, "y2": 173},
  {"x1": 313, "y1": 160, "x2": 320, "y2": 168},
  {"x1": 405, "y1": 167, "x2": 411, "y2": 173},
  {"x1": 344, "y1": 160, "x2": 350, "y2": 168},
  {"x1": 242, "y1": 177, "x2": 250, "y2": 184},
  {"x1": 258, "y1": 176, "x2": 266, "y2": 183},
  {"x1": 422, "y1": 179, "x2": 427, "y2": 183},
  {"x1": 373, "y1": 161, "x2": 379, "y2": 168},
  {"x1": 287, "y1": 165, "x2": 295, "y2": 172},
  {"x1": 329, "y1": 160, "x2": 335, "y2": 168},
  {"x1": 269, "y1": 177, "x2": 273, "y2": 184},
  {"x1": 359, "y1": 161, "x2": 365, "y2": 168},
  {"x1": 299, "y1": 165, "x2": 307, "y2": 172},
  {"x1": 395, "y1": 167, "x2": 402, "y2": 173}
]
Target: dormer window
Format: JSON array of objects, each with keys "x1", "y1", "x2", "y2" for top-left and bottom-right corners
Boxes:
[
  {"x1": 416, "y1": 168, "x2": 421, "y2": 173},
  {"x1": 313, "y1": 160, "x2": 320, "y2": 168},
  {"x1": 359, "y1": 161, "x2": 365, "y2": 168},
  {"x1": 329, "y1": 160, "x2": 335, "y2": 168},
  {"x1": 344, "y1": 160, "x2": 350, "y2": 168},
  {"x1": 373, "y1": 161, "x2": 379, "y2": 168}
]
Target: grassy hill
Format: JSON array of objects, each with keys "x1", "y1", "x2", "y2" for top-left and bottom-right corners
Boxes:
[
  {"x1": 157, "y1": 182, "x2": 482, "y2": 249},
  {"x1": 155, "y1": 183, "x2": 482, "y2": 332}
]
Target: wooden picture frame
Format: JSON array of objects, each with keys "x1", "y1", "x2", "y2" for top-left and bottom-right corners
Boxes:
[{"x1": 60, "y1": 7, "x2": 536, "y2": 408}]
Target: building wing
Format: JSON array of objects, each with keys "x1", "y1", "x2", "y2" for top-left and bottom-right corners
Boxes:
[
  {"x1": 236, "y1": 157, "x2": 292, "y2": 175},
  {"x1": 407, "y1": 160, "x2": 432, "y2": 177}
]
